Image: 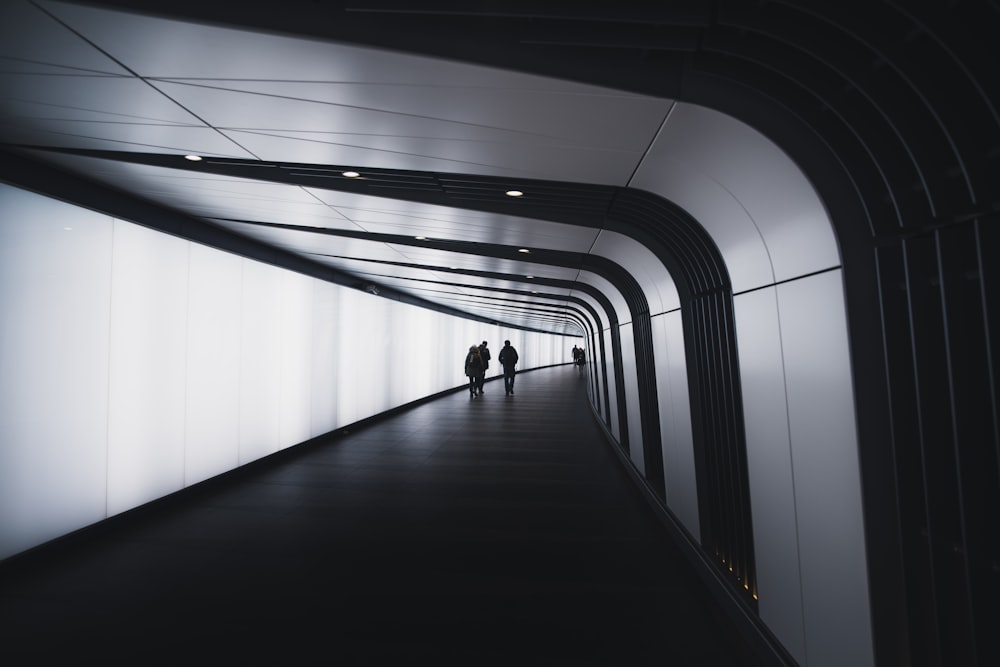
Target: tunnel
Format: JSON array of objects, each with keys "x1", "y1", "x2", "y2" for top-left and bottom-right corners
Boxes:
[{"x1": 1, "y1": 3, "x2": 997, "y2": 666}]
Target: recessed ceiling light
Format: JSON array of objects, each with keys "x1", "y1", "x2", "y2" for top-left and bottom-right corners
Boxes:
[
  {"x1": 415, "y1": 236, "x2": 427, "y2": 240},
  {"x1": 343, "y1": 170, "x2": 360, "y2": 178},
  {"x1": 525, "y1": 275, "x2": 534, "y2": 279},
  {"x1": 506, "y1": 189, "x2": 524, "y2": 197},
  {"x1": 184, "y1": 154, "x2": 202, "y2": 161},
  {"x1": 517, "y1": 248, "x2": 530, "y2": 253}
]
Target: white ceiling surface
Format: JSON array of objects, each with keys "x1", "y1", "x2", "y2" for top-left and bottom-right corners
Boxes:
[{"x1": 0, "y1": 0, "x2": 683, "y2": 335}]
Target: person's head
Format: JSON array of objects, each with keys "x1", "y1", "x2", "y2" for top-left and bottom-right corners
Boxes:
[
  {"x1": 481, "y1": 340, "x2": 488, "y2": 346},
  {"x1": 469, "y1": 345, "x2": 478, "y2": 352},
  {"x1": 504, "y1": 340, "x2": 510, "y2": 346}
]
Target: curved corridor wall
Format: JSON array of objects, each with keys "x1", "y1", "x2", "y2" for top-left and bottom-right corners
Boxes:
[
  {"x1": 0, "y1": 182, "x2": 576, "y2": 562},
  {"x1": 614, "y1": 102, "x2": 872, "y2": 666}
]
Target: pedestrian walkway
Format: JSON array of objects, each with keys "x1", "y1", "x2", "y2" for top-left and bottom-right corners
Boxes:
[{"x1": 0, "y1": 366, "x2": 761, "y2": 666}]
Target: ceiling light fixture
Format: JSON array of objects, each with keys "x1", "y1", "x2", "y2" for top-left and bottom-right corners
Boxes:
[
  {"x1": 505, "y1": 189, "x2": 523, "y2": 197},
  {"x1": 343, "y1": 170, "x2": 360, "y2": 178},
  {"x1": 184, "y1": 154, "x2": 202, "y2": 161},
  {"x1": 517, "y1": 248, "x2": 530, "y2": 253},
  {"x1": 415, "y1": 236, "x2": 427, "y2": 240}
]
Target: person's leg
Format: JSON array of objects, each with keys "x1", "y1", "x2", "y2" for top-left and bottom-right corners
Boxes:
[{"x1": 469, "y1": 376, "x2": 476, "y2": 395}]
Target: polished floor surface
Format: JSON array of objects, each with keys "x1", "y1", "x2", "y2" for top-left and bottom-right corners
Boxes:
[{"x1": 1, "y1": 365, "x2": 762, "y2": 666}]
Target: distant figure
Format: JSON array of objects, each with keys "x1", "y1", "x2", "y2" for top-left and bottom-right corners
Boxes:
[
  {"x1": 498, "y1": 339, "x2": 519, "y2": 395},
  {"x1": 576, "y1": 347, "x2": 585, "y2": 366},
  {"x1": 572, "y1": 345, "x2": 581, "y2": 365},
  {"x1": 477, "y1": 340, "x2": 491, "y2": 394},
  {"x1": 464, "y1": 345, "x2": 485, "y2": 397}
]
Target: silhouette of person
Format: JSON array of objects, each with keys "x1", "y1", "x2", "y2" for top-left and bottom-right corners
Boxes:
[
  {"x1": 477, "y1": 340, "x2": 490, "y2": 394},
  {"x1": 577, "y1": 347, "x2": 585, "y2": 366},
  {"x1": 465, "y1": 345, "x2": 485, "y2": 396},
  {"x1": 498, "y1": 339, "x2": 519, "y2": 395},
  {"x1": 572, "y1": 345, "x2": 580, "y2": 365}
]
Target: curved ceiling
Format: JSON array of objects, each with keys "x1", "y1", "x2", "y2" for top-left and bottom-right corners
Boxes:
[{"x1": 1, "y1": 1, "x2": 996, "y2": 341}]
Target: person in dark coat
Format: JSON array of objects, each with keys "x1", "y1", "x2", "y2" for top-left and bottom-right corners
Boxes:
[
  {"x1": 498, "y1": 339, "x2": 519, "y2": 395},
  {"x1": 477, "y1": 340, "x2": 491, "y2": 394},
  {"x1": 464, "y1": 345, "x2": 485, "y2": 396}
]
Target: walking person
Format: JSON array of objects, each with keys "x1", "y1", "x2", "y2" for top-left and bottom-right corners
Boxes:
[
  {"x1": 464, "y1": 345, "x2": 485, "y2": 397},
  {"x1": 477, "y1": 340, "x2": 491, "y2": 394},
  {"x1": 498, "y1": 339, "x2": 519, "y2": 395}
]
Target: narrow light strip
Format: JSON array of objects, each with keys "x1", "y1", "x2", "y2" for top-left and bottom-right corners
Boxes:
[
  {"x1": 505, "y1": 189, "x2": 523, "y2": 197},
  {"x1": 343, "y1": 170, "x2": 360, "y2": 178},
  {"x1": 184, "y1": 154, "x2": 202, "y2": 161}
]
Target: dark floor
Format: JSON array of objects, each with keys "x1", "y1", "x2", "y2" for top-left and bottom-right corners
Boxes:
[{"x1": 0, "y1": 365, "x2": 762, "y2": 666}]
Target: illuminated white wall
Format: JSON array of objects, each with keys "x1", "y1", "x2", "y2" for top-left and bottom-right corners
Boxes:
[
  {"x1": 0, "y1": 183, "x2": 575, "y2": 562},
  {"x1": 106, "y1": 220, "x2": 189, "y2": 516},
  {"x1": 0, "y1": 187, "x2": 113, "y2": 561},
  {"x1": 185, "y1": 244, "x2": 243, "y2": 487}
]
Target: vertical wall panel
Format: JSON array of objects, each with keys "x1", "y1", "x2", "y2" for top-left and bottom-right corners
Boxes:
[
  {"x1": 106, "y1": 220, "x2": 189, "y2": 517},
  {"x1": 238, "y1": 259, "x2": 283, "y2": 464},
  {"x1": 904, "y1": 231, "x2": 977, "y2": 664},
  {"x1": 184, "y1": 243, "x2": 242, "y2": 487},
  {"x1": 603, "y1": 327, "x2": 620, "y2": 440},
  {"x1": 651, "y1": 311, "x2": 699, "y2": 541},
  {"x1": 336, "y1": 288, "x2": 390, "y2": 425},
  {"x1": 0, "y1": 186, "x2": 112, "y2": 560},
  {"x1": 310, "y1": 280, "x2": 340, "y2": 437},
  {"x1": 618, "y1": 322, "x2": 645, "y2": 473},
  {"x1": 733, "y1": 286, "x2": 805, "y2": 664},
  {"x1": 776, "y1": 270, "x2": 874, "y2": 667},
  {"x1": 277, "y1": 271, "x2": 314, "y2": 447}
]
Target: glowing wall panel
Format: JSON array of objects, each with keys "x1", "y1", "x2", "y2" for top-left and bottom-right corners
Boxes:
[
  {"x1": 309, "y1": 281, "x2": 340, "y2": 437},
  {"x1": 733, "y1": 286, "x2": 806, "y2": 664},
  {"x1": 277, "y1": 271, "x2": 314, "y2": 447},
  {"x1": 238, "y1": 259, "x2": 283, "y2": 464},
  {"x1": 651, "y1": 310, "x2": 698, "y2": 541},
  {"x1": 618, "y1": 322, "x2": 644, "y2": 473},
  {"x1": 0, "y1": 184, "x2": 584, "y2": 563},
  {"x1": 0, "y1": 186, "x2": 112, "y2": 560},
  {"x1": 336, "y1": 288, "x2": 394, "y2": 425},
  {"x1": 776, "y1": 270, "x2": 873, "y2": 667},
  {"x1": 184, "y1": 243, "x2": 242, "y2": 487},
  {"x1": 106, "y1": 220, "x2": 189, "y2": 516}
]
